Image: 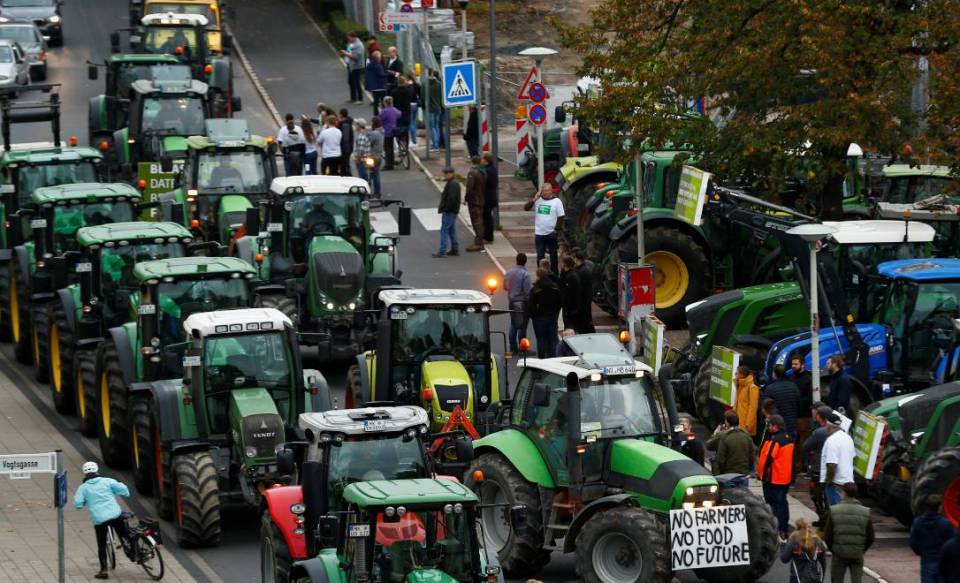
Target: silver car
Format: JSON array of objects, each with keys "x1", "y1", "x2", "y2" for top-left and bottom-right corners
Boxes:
[
  {"x1": 0, "y1": 39, "x2": 30, "y2": 90},
  {"x1": 0, "y1": 0, "x2": 60, "y2": 46},
  {"x1": 0, "y1": 20, "x2": 45, "y2": 80}
]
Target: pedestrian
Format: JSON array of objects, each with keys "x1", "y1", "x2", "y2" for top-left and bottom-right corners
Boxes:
[
  {"x1": 757, "y1": 397, "x2": 778, "y2": 444},
  {"x1": 482, "y1": 152, "x2": 498, "y2": 242},
  {"x1": 705, "y1": 410, "x2": 755, "y2": 486},
  {"x1": 390, "y1": 75, "x2": 414, "y2": 139},
  {"x1": 803, "y1": 403, "x2": 832, "y2": 522},
  {"x1": 366, "y1": 34, "x2": 381, "y2": 57},
  {"x1": 734, "y1": 365, "x2": 761, "y2": 438},
  {"x1": 301, "y1": 116, "x2": 318, "y2": 175},
  {"x1": 433, "y1": 165, "x2": 460, "y2": 258},
  {"x1": 339, "y1": 32, "x2": 365, "y2": 104},
  {"x1": 317, "y1": 114, "x2": 342, "y2": 176},
  {"x1": 679, "y1": 416, "x2": 705, "y2": 466},
  {"x1": 465, "y1": 155, "x2": 487, "y2": 252},
  {"x1": 379, "y1": 96, "x2": 401, "y2": 170},
  {"x1": 464, "y1": 105, "x2": 480, "y2": 157},
  {"x1": 910, "y1": 494, "x2": 957, "y2": 583},
  {"x1": 339, "y1": 108, "x2": 354, "y2": 176},
  {"x1": 939, "y1": 527, "x2": 960, "y2": 583},
  {"x1": 758, "y1": 413, "x2": 794, "y2": 542},
  {"x1": 385, "y1": 45, "x2": 403, "y2": 91},
  {"x1": 277, "y1": 113, "x2": 306, "y2": 176},
  {"x1": 73, "y1": 461, "x2": 131, "y2": 580},
  {"x1": 825, "y1": 354, "x2": 854, "y2": 413},
  {"x1": 353, "y1": 117, "x2": 372, "y2": 186},
  {"x1": 366, "y1": 116, "x2": 385, "y2": 195},
  {"x1": 823, "y1": 482, "x2": 875, "y2": 583},
  {"x1": 821, "y1": 416, "x2": 855, "y2": 507},
  {"x1": 365, "y1": 50, "x2": 389, "y2": 115},
  {"x1": 407, "y1": 73, "x2": 420, "y2": 146},
  {"x1": 503, "y1": 252, "x2": 533, "y2": 356},
  {"x1": 524, "y1": 184, "x2": 565, "y2": 275},
  {"x1": 529, "y1": 265, "x2": 562, "y2": 358},
  {"x1": 763, "y1": 364, "x2": 801, "y2": 438},
  {"x1": 780, "y1": 518, "x2": 827, "y2": 583},
  {"x1": 572, "y1": 248, "x2": 595, "y2": 334},
  {"x1": 791, "y1": 353, "x2": 813, "y2": 412},
  {"x1": 559, "y1": 255, "x2": 581, "y2": 330},
  {"x1": 427, "y1": 69, "x2": 444, "y2": 150}
]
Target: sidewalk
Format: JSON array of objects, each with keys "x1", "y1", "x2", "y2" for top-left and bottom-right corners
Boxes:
[{"x1": 0, "y1": 351, "x2": 201, "y2": 583}]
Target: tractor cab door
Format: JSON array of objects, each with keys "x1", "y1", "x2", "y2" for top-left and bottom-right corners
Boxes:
[{"x1": 515, "y1": 369, "x2": 572, "y2": 486}]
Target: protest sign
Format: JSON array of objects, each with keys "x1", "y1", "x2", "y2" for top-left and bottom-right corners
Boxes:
[
  {"x1": 853, "y1": 410, "x2": 885, "y2": 478},
  {"x1": 636, "y1": 315, "x2": 665, "y2": 375},
  {"x1": 670, "y1": 504, "x2": 750, "y2": 570},
  {"x1": 675, "y1": 165, "x2": 711, "y2": 225},
  {"x1": 709, "y1": 346, "x2": 740, "y2": 406}
]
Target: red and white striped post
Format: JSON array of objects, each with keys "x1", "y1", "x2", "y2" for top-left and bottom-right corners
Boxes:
[
  {"x1": 480, "y1": 105, "x2": 490, "y2": 153},
  {"x1": 515, "y1": 104, "x2": 529, "y2": 166}
]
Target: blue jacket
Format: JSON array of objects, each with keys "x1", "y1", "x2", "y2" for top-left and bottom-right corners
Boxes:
[
  {"x1": 74, "y1": 476, "x2": 129, "y2": 525},
  {"x1": 364, "y1": 61, "x2": 388, "y2": 92},
  {"x1": 911, "y1": 511, "x2": 957, "y2": 583}
]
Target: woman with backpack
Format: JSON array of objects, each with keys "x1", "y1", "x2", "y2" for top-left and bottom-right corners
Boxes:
[{"x1": 780, "y1": 518, "x2": 827, "y2": 583}]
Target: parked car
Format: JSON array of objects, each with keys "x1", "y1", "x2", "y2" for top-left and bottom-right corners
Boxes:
[
  {"x1": 0, "y1": 39, "x2": 30, "y2": 90},
  {"x1": 0, "y1": 19, "x2": 45, "y2": 80},
  {"x1": 0, "y1": 0, "x2": 60, "y2": 47}
]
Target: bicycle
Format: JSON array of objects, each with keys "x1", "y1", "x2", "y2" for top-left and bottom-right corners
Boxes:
[
  {"x1": 395, "y1": 127, "x2": 411, "y2": 170},
  {"x1": 105, "y1": 512, "x2": 165, "y2": 580}
]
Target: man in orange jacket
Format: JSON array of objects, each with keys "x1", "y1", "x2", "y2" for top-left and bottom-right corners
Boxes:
[
  {"x1": 758, "y1": 414, "x2": 794, "y2": 543},
  {"x1": 734, "y1": 365, "x2": 761, "y2": 438}
]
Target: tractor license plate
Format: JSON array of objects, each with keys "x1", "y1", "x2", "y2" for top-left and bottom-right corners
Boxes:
[
  {"x1": 347, "y1": 523, "x2": 370, "y2": 538},
  {"x1": 267, "y1": 222, "x2": 283, "y2": 232},
  {"x1": 364, "y1": 420, "x2": 387, "y2": 432},
  {"x1": 75, "y1": 262, "x2": 93, "y2": 273},
  {"x1": 602, "y1": 365, "x2": 635, "y2": 376},
  {"x1": 390, "y1": 310, "x2": 407, "y2": 320}
]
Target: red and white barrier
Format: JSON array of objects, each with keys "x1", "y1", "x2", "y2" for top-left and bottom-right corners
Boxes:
[
  {"x1": 480, "y1": 105, "x2": 490, "y2": 153},
  {"x1": 515, "y1": 105, "x2": 529, "y2": 166}
]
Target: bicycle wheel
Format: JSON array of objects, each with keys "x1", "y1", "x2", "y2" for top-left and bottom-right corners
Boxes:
[
  {"x1": 105, "y1": 527, "x2": 117, "y2": 571},
  {"x1": 399, "y1": 138, "x2": 411, "y2": 170},
  {"x1": 135, "y1": 534, "x2": 165, "y2": 581}
]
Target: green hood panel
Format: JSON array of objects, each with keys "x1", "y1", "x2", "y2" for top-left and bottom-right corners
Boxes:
[
  {"x1": 162, "y1": 135, "x2": 188, "y2": 155},
  {"x1": 309, "y1": 234, "x2": 359, "y2": 255},
  {"x1": 474, "y1": 429, "x2": 555, "y2": 488},
  {"x1": 609, "y1": 439, "x2": 715, "y2": 510},
  {"x1": 405, "y1": 569, "x2": 460, "y2": 583},
  {"x1": 218, "y1": 194, "x2": 254, "y2": 214},
  {"x1": 228, "y1": 387, "x2": 280, "y2": 419}
]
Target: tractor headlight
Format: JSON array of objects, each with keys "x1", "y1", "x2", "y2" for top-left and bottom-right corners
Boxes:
[
  {"x1": 290, "y1": 503, "x2": 305, "y2": 514},
  {"x1": 348, "y1": 302, "x2": 356, "y2": 310},
  {"x1": 385, "y1": 507, "x2": 396, "y2": 518},
  {"x1": 326, "y1": 302, "x2": 335, "y2": 310},
  {"x1": 48, "y1": 15, "x2": 61, "y2": 23},
  {"x1": 397, "y1": 506, "x2": 407, "y2": 516},
  {"x1": 453, "y1": 503, "x2": 463, "y2": 514},
  {"x1": 245, "y1": 446, "x2": 257, "y2": 458},
  {"x1": 443, "y1": 504, "x2": 453, "y2": 514},
  {"x1": 682, "y1": 484, "x2": 719, "y2": 508}
]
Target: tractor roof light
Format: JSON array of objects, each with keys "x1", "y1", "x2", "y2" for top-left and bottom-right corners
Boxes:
[
  {"x1": 485, "y1": 276, "x2": 499, "y2": 294},
  {"x1": 137, "y1": 179, "x2": 147, "y2": 190},
  {"x1": 472, "y1": 470, "x2": 484, "y2": 482},
  {"x1": 519, "y1": 338, "x2": 531, "y2": 352},
  {"x1": 99, "y1": 141, "x2": 110, "y2": 151},
  {"x1": 203, "y1": 64, "x2": 213, "y2": 75},
  {"x1": 254, "y1": 253, "x2": 264, "y2": 263},
  {"x1": 618, "y1": 330, "x2": 631, "y2": 344},
  {"x1": 190, "y1": 219, "x2": 201, "y2": 228},
  {"x1": 69, "y1": 136, "x2": 78, "y2": 146},
  {"x1": 421, "y1": 387, "x2": 434, "y2": 401}
]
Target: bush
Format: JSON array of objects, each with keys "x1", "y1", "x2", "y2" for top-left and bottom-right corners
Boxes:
[
  {"x1": 303, "y1": 0, "x2": 341, "y2": 21},
  {"x1": 327, "y1": 11, "x2": 365, "y2": 47}
]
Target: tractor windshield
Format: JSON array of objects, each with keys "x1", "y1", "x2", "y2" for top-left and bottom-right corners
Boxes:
[
  {"x1": 196, "y1": 150, "x2": 268, "y2": 194},
  {"x1": 326, "y1": 435, "x2": 427, "y2": 511},
  {"x1": 143, "y1": 26, "x2": 199, "y2": 56},
  {"x1": 52, "y1": 202, "x2": 136, "y2": 252},
  {"x1": 156, "y1": 278, "x2": 249, "y2": 344},
  {"x1": 580, "y1": 375, "x2": 661, "y2": 438},
  {"x1": 841, "y1": 243, "x2": 929, "y2": 319},
  {"x1": 882, "y1": 280, "x2": 960, "y2": 381},
  {"x1": 100, "y1": 243, "x2": 184, "y2": 290},
  {"x1": 17, "y1": 162, "x2": 98, "y2": 206},
  {"x1": 288, "y1": 194, "x2": 363, "y2": 243},
  {"x1": 885, "y1": 176, "x2": 959, "y2": 204},
  {"x1": 141, "y1": 95, "x2": 205, "y2": 135},
  {"x1": 390, "y1": 306, "x2": 489, "y2": 365},
  {"x1": 116, "y1": 64, "x2": 160, "y2": 98}
]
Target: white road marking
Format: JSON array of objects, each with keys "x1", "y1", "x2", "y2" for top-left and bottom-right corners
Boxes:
[
  {"x1": 413, "y1": 208, "x2": 443, "y2": 231},
  {"x1": 369, "y1": 211, "x2": 399, "y2": 234}
]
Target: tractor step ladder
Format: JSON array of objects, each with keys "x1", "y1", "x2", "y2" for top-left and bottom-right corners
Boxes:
[{"x1": 543, "y1": 499, "x2": 574, "y2": 551}]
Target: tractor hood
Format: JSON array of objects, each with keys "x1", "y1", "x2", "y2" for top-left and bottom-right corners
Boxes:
[
  {"x1": 404, "y1": 568, "x2": 459, "y2": 583},
  {"x1": 162, "y1": 135, "x2": 189, "y2": 157},
  {"x1": 217, "y1": 194, "x2": 254, "y2": 238},
  {"x1": 229, "y1": 387, "x2": 283, "y2": 467},
  {"x1": 608, "y1": 438, "x2": 715, "y2": 510},
  {"x1": 422, "y1": 359, "x2": 473, "y2": 415},
  {"x1": 310, "y1": 235, "x2": 364, "y2": 306}
]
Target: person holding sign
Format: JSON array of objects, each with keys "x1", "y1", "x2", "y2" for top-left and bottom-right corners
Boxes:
[
  {"x1": 758, "y1": 414, "x2": 795, "y2": 542},
  {"x1": 734, "y1": 365, "x2": 761, "y2": 438},
  {"x1": 823, "y1": 482, "x2": 875, "y2": 583}
]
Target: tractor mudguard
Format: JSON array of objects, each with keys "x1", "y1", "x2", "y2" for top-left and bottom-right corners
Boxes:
[
  {"x1": 129, "y1": 379, "x2": 186, "y2": 442},
  {"x1": 609, "y1": 213, "x2": 636, "y2": 242},
  {"x1": 210, "y1": 58, "x2": 232, "y2": 94},
  {"x1": 729, "y1": 334, "x2": 773, "y2": 350},
  {"x1": 354, "y1": 353, "x2": 372, "y2": 405},
  {"x1": 566, "y1": 166, "x2": 621, "y2": 194},
  {"x1": 713, "y1": 473, "x2": 750, "y2": 488},
  {"x1": 303, "y1": 368, "x2": 331, "y2": 412},
  {"x1": 262, "y1": 485, "x2": 309, "y2": 560},
  {"x1": 562, "y1": 493, "x2": 634, "y2": 553},
  {"x1": 88, "y1": 95, "x2": 111, "y2": 137},
  {"x1": 255, "y1": 284, "x2": 287, "y2": 297},
  {"x1": 112, "y1": 128, "x2": 128, "y2": 166},
  {"x1": 14, "y1": 246, "x2": 29, "y2": 283},
  {"x1": 586, "y1": 195, "x2": 607, "y2": 215},
  {"x1": 473, "y1": 428, "x2": 555, "y2": 488},
  {"x1": 56, "y1": 288, "x2": 77, "y2": 332},
  {"x1": 106, "y1": 326, "x2": 137, "y2": 385},
  {"x1": 234, "y1": 235, "x2": 258, "y2": 265},
  {"x1": 289, "y1": 553, "x2": 339, "y2": 583}
]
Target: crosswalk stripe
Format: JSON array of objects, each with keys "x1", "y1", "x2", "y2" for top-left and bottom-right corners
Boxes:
[
  {"x1": 413, "y1": 208, "x2": 442, "y2": 231},
  {"x1": 369, "y1": 211, "x2": 399, "y2": 234}
]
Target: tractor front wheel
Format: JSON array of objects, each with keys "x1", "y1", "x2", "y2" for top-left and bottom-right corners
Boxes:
[
  {"x1": 575, "y1": 506, "x2": 670, "y2": 583},
  {"x1": 32, "y1": 308, "x2": 50, "y2": 382},
  {"x1": 912, "y1": 446, "x2": 960, "y2": 527},
  {"x1": 878, "y1": 439, "x2": 913, "y2": 526},
  {"x1": 255, "y1": 294, "x2": 299, "y2": 326},
  {"x1": 466, "y1": 454, "x2": 550, "y2": 576},
  {"x1": 12, "y1": 269, "x2": 32, "y2": 363},
  {"x1": 260, "y1": 510, "x2": 292, "y2": 583},
  {"x1": 74, "y1": 350, "x2": 99, "y2": 436},
  {"x1": 131, "y1": 398, "x2": 155, "y2": 495},
  {"x1": 173, "y1": 451, "x2": 222, "y2": 547},
  {"x1": 49, "y1": 305, "x2": 76, "y2": 413},
  {"x1": 695, "y1": 487, "x2": 778, "y2": 583},
  {"x1": 97, "y1": 342, "x2": 131, "y2": 468}
]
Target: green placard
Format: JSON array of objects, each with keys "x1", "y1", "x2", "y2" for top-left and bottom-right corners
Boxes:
[
  {"x1": 638, "y1": 316, "x2": 665, "y2": 375},
  {"x1": 709, "y1": 346, "x2": 740, "y2": 406},
  {"x1": 853, "y1": 410, "x2": 886, "y2": 478},
  {"x1": 675, "y1": 165, "x2": 711, "y2": 225},
  {"x1": 137, "y1": 161, "x2": 183, "y2": 221}
]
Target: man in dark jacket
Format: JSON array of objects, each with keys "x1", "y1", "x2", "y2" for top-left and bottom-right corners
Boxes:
[
  {"x1": 758, "y1": 414, "x2": 794, "y2": 541},
  {"x1": 482, "y1": 153, "x2": 498, "y2": 242},
  {"x1": 339, "y1": 109, "x2": 354, "y2": 177},
  {"x1": 940, "y1": 528, "x2": 960, "y2": 583},
  {"x1": 529, "y1": 266, "x2": 562, "y2": 358},
  {"x1": 559, "y1": 256, "x2": 580, "y2": 331},
  {"x1": 826, "y1": 355, "x2": 854, "y2": 412},
  {"x1": 705, "y1": 410, "x2": 755, "y2": 487},
  {"x1": 573, "y1": 249, "x2": 595, "y2": 333},
  {"x1": 802, "y1": 403, "x2": 831, "y2": 522},
  {"x1": 464, "y1": 106, "x2": 480, "y2": 157},
  {"x1": 679, "y1": 416, "x2": 705, "y2": 466},
  {"x1": 824, "y1": 482, "x2": 875, "y2": 583},
  {"x1": 762, "y1": 365, "x2": 801, "y2": 438},
  {"x1": 433, "y1": 166, "x2": 460, "y2": 258},
  {"x1": 910, "y1": 495, "x2": 957, "y2": 583},
  {"x1": 464, "y1": 157, "x2": 486, "y2": 252},
  {"x1": 365, "y1": 51, "x2": 389, "y2": 114},
  {"x1": 385, "y1": 46, "x2": 404, "y2": 92}
]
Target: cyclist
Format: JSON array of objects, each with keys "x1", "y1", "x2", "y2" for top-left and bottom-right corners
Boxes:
[{"x1": 73, "y1": 462, "x2": 131, "y2": 580}]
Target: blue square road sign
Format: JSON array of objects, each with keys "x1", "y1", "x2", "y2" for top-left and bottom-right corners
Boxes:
[{"x1": 442, "y1": 61, "x2": 477, "y2": 107}]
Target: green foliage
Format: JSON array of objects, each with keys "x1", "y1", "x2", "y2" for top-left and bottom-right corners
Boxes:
[{"x1": 327, "y1": 11, "x2": 366, "y2": 47}]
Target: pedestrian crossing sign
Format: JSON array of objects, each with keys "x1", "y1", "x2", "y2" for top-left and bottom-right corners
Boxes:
[{"x1": 442, "y1": 60, "x2": 477, "y2": 107}]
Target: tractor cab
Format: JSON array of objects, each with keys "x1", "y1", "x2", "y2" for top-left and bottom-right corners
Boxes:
[
  {"x1": 137, "y1": 0, "x2": 225, "y2": 29},
  {"x1": 87, "y1": 55, "x2": 183, "y2": 143},
  {"x1": 872, "y1": 164, "x2": 960, "y2": 256}
]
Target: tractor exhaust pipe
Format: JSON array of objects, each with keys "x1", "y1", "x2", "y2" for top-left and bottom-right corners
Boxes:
[
  {"x1": 566, "y1": 372, "x2": 582, "y2": 489},
  {"x1": 658, "y1": 366, "x2": 683, "y2": 450}
]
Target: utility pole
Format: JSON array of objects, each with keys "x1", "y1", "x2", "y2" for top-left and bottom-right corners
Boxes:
[
  {"x1": 518, "y1": 47, "x2": 557, "y2": 190},
  {"x1": 488, "y1": 0, "x2": 498, "y2": 167},
  {"x1": 635, "y1": 153, "x2": 644, "y2": 260},
  {"x1": 422, "y1": 7, "x2": 430, "y2": 159}
]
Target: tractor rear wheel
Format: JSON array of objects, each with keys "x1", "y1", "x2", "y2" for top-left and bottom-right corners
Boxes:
[
  {"x1": 12, "y1": 269, "x2": 32, "y2": 363},
  {"x1": 74, "y1": 350, "x2": 99, "y2": 436},
  {"x1": 563, "y1": 179, "x2": 615, "y2": 249},
  {"x1": 256, "y1": 294, "x2": 299, "y2": 326},
  {"x1": 173, "y1": 451, "x2": 222, "y2": 547},
  {"x1": 97, "y1": 342, "x2": 131, "y2": 468},
  {"x1": 131, "y1": 398, "x2": 155, "y2": 496},
  {"x1": 49, "y1": 305, "x2": 76, "y2": 414},
  {"x1": 878, "y1": 439, "x2": 913, "y2": 526},
  {"x1": 32, "y1": 308, "x2": 50, "y2": 382},
  {"x1": 0, "y1": 262, "x2": 11, "y2": 342},
  {"x1": 695, "y1": 487, "x2": 778, "y2": 583},
  {"x1": 575, "y1": 506, "x2": 670, "y2": 583},
  {"x1": 260, "y1": 510, "x2": 292, "y2": 583},
  {"x1": 912, "y1": 446, "x2": 960, "y2": 527}
]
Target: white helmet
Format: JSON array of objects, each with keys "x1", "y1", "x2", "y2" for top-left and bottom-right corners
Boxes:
[{"x1": 81, "y1": 461, "x2": 99, "y2": 475}]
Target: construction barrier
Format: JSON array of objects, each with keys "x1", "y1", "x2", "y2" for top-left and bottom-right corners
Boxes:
[
  {"x1": 480, "y1": 105, "x2": 490, "y2": 153},
  {"x1": 515, "y1": 104, "x2": 529, "y2": 166}
]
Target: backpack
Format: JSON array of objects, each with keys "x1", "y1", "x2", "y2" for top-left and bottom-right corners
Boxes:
[{"x1": 792, "y1": 549, "x2": 824, "y2": 583}]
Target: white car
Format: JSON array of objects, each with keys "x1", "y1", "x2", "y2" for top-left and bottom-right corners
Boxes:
[
  {"x1": 0, "y1": 20, "x2": 46, "y2": 80},
  {"x1": 0, "y1": 39, "x2": 29, "y2": 90}
]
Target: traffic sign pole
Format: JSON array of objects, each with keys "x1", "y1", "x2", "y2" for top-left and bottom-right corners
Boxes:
[
  {"x1": 55, "y1": 449, "x2": 64, "y2": 583},
  {"x1": 535, "y1": 59, "x2": 544, "y2": 190},
  {"x1": 635, "y1": 153, "x2": 645, "y2": 260}
]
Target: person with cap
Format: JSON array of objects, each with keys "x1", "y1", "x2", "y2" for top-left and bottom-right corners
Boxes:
[
  {"x1": 757, "y1": 413, "x2": 795, "y2": 543},
  {"x1": 434, "y1": 166, "x2": 461, "y2": 258},
  {"x1": 74, "y1": 461, "x2": 131, "y2": 579},
  {"x1": 821, "y1": 411, "x2": 856, "y2": 507}
]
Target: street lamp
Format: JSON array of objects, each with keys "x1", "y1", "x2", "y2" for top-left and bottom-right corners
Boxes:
[
  {"x1": 518, "y1": 46, "x2": 557, "y2": 190},
  {"x1": 787, "y1": 223, "x2": 837, "y2": 403},
  {"x1": 458, "y1": 0, "x2": 469, "y2": 60}
]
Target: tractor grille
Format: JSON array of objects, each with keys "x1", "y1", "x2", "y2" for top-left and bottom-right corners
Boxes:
[
  {"x1": 314, "y1": 251, "x2": 364, "y2": 305},
  {"x1": 434, "y1": 384, "x2": 469, "y2": 413},
  {"x1": 241, "y1": 413, "x2": 284, "y2": 459}
]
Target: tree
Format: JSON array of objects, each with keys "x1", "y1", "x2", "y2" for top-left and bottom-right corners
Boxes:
[{"x1": 555, "y1": 0, "x2": 959, "y2": 217}]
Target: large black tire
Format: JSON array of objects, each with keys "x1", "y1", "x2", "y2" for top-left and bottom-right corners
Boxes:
[
  {"x1": 74, "y1": 350, "x2": 99, "y2": 436},
  {"x1": 466, "y1": 454, "x2": 550, "y2": 576},
  {"x1": 255, "y1": 294, "x2": 299, "y2": 326},
  {"x1": 911, "y1": 446, "x2": 960, "y2": 525},
  {"x1": 563, "y1": 178, "x2": 616, "y2": 250},
  {"x1": 587, "y1": 231, "x2": 615, "y2": 315},
  {"x1": 877, "y1": 439, "x2": 913, "y2": 526},
  {"x1": 131, "y1": 398, "x2": 155, "y2": 495},
  {"x1": 49, "y1": 304, "x2": 75, "y2": 413},
  {"x1": 155, "y1": 432, "x2": 174, "y2": 520},
  {"x1": 575, "y1": 506, "x2": 670, "y2": 583},
  {"x1": 695, "y1": 487, "x2": 778, "y2": 583},
  {"x1": 692, "y1": 345, "x2": 764, "y2": 431},
  {"x1": 0, "y1": 262, "x2": 11, "y2": 342},
  {"x1": 613, "y1": 226, "x2": 710, "y2": 329},
  {"x1": 12, "y1": 268, "x2": 32, "y2": 363},
  {"x1": 260, "y1": 510, "x2": 292, "y2": 583},
  {"x1": 97, "y1": 342, "x2": 131, "y2": 468},
  {"x1": 172, "y1": 451, "x2": 222, "y2": 547},
  {"x1": 32, "y1": 307, "x2": 50, "y2": 382}
]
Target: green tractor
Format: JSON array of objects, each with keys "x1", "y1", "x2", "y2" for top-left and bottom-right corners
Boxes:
[
  {"x1": 95, "y1": 255, "x2": 255, "y2": 469},
  {"x1": 260, "y1": 405, "x2": 483, "y2": 581},
  {"x1": 129, "y1": 307, "x2": 329, "y2": 547},
  {"x1": 466, "y1": 333, "x2": 778, "y2": 582},
  {"x1": 159, "y1": 118, "x2": 278, "y2": 243},
  {"x1": 347, "y1": 288, "x2": 508, "y2": 435},
  {"x1": 871, "y1": 163, "x2": 959, "y2": 257},
  {"x1": 42, "y1": 221, "x2": 194, "y2": 427},
  {"x1": 235, "y1": 175, "x2": 410, "y2": 362},
  {"x1": 1, "y1": 182, "x2": 142, "y2": 371}
]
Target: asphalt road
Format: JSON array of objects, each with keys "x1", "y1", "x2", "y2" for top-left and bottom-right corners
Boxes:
[{"x1": 0, "y1": 0, "x2": 885, "y2": 581}]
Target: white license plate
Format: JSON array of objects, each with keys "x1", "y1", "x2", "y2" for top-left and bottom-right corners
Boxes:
[
  {"x1": 602, "y1": 365, "x2": 635, "y2": 376},
  {"x1": 138, "y1": 304, "x2": 156, "y2": 315},
  {"x1": 390, "y1": 311, "x2": 407, "y2": 320},
  {"x1": 267, "y1": 222, "x2": 283, "y2": 232},
  {"x1": 182, "y1": 356, "x2": 201, "y2": 367},
  {"x1": 348, "y1": 523, "x2": 370, "y2": 538},
  {"x1": 75, "y1": 262, "x2": 93, "y2": 273},
  {"x1": 30, "y1": 219, "x2": 47, "y2": 228},
  {"x1": 364, "y1": 420, "x2": 386, "y2": 432}
]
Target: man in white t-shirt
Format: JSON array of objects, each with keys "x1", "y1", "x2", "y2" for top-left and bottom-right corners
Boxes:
[
  {"x1": 317, "y1": 115, "x2": 343, "y2": 176},
  {"x1": 820, "y1": 421, "x2": 855, "y2": 507},
  {"x1": 524, "y1": 184, "x2": 564, "y2": 274},
  {"x1": 277, "y1": 114, "x2": 306, "y2": 176}
]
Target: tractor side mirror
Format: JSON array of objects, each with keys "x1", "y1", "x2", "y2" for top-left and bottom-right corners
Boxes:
[
  {"x1": 612, "y1": 195, "x2": 630, "y2": 215},
  {"x1": 222, "y1": 33, "x2": 233, "y2": 50},
  {"x1": 231, "y1": 96, "x2": 242, "y2": 112},
  {"x1": 509, "y1": 505, "x2": 528, "y2": 532},
  {"x1": 110, "y1": 32, "x2": 120, "y2": 53},
  {"x1": 397, "y1": 206, "x2": 412, "y2": 236},
  {"x1": 245, "y1": 207, "x2": 260, "y2": 235},
  {"x1": 532, "y1": 382, "x2": 550, "y2": 407},
  {"x1": 454, "y1": 436, "x2": 474, "y2": 464},
  {"x1": 317, "y1": 516, "x2": 339, "y2": 548},
  {"x1": 276, "y1": 447, "x2": 296, "y2": 476},
  {"x1": 88, "y1": 64, "x2": 98, "y2": 81},
  {"x1": 159, "y1": 155, "x2": 173, "y2": 173},
  {"x1": 554, "y1": 106, "x2": 566, "y2": 124}
]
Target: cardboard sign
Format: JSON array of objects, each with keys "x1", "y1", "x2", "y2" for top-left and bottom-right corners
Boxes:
[
  {"x1": 853, "y1": 410, "x2": 885, "y2": 478},
  {"x1": 675, "y1": 165, "x2": 711, "y2": 225},
  {"x1": 137, "y1": 160, "x2": 184, "y2": 220},
  {"x1": 637, "y1": 315, "x2": 665, "y2": 375},
  {"x1": 709, "y1": 346, "x2": 740, "y2": 406},
  {"x1": 618, "y1": 263, "x2": 656, "y2": 319},
  {"x1": 670, "y1": 505, "x2": 750, "y2": 570}
]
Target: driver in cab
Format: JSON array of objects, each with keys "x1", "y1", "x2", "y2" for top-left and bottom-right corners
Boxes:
[
  {"x1": 207, "y1": 158, "x2": 244, "y2": 190},
  {"x1": 302, "y1": 201, "x2": 336, "y2": 236}
]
